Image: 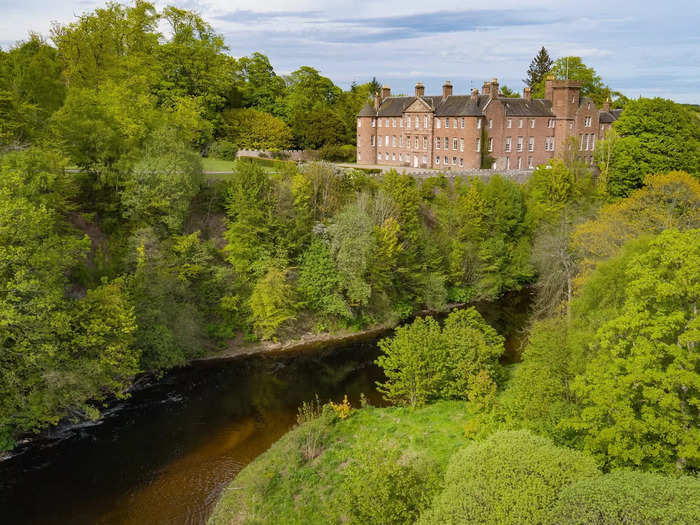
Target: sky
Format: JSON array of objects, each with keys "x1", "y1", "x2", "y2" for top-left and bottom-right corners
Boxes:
[{"x1": 1, "y1": 0, "x2": 698, "y2": 103}]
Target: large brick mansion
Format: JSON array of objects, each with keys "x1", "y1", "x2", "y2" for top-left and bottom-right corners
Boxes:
[{"x1": 356, "y1": 76, "x2": 621, "y2": 170}]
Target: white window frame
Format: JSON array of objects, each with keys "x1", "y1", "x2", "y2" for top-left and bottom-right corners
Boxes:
[
  {"x1": 505, "y1": 137, "x2": 512, "y2": 153},
  {"x1": 460, "y1": 118, "x2": 465, "y2": 128},
  {"x1": 517, "y1": 136, "x2": 523, "y2": 152},
  {"x1": 477, "y1": 119, "x2": 482, "y2": 129},
  {"x1": 488, "y1": 137, "x2": 493, "y2": 152},
  {"x1": 453, "y1": 138, "x2": 458, "y2": 150},
  {"x1": 372, "y1": 118, "x2": 376, "y2": 128},
  {"x1": 436, "y1": 118, "x2": 441, "y2": 129},
  {"x1": 436, "y1": 156, "x2": 440, "y2": 165},
  {"x1": 507, "y1": 119, "x2": 512, "y2": 128},
  {"x1": 476, "y1": 138, "x2": 481, "y2": 152},
  {"x1": 528, "y1": 156, "x2": 533, "y2": 168},
  {"x1": 436, "y1": 137, "x2": 441, "y2": 149},
  {"x1": 530, "y1": 119, "x2": 535, "y2": 129},
  {"x1": 489, "y1": 119, "x2": 493, "y2": 129},
  {"x1": 444, "y1": 137, "x2": 448, "y2": 149},
  {"x1": 385, "y1": 136, "x2": 389, "y2": 147},
  {"x1": 445, "y1": 118, "x2": 450, "y2": 128},
  {"x1": 460, "y1": 138, "x2": 464, "y2": 152},
  {"x1": 423, "y1": 137, "x2": 428, "y2": 150},
  {"x1": 528, "y1": 137, "x2": 534, "y2": 152},
  {"x1": 371, "y1": 135, "x2": 375, "y2": 146},
  {"x1": 518, "y1": 119, "x2": 523, "y2": 128}
]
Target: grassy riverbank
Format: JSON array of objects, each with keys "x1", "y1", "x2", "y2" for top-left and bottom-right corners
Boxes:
[{"x1": 208, "y1": 400, "x2": 475, "y2": 524}]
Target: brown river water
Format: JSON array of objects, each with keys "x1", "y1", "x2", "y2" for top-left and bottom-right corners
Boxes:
[{"x1": 0, "y1": 290, "x2": 531, "y2": 525}]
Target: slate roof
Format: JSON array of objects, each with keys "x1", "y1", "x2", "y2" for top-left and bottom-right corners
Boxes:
[
  {"x1": 599, "y1": 108, "x2": 623, "y2": 123},
  {"x1": 502, "y1": 98, "x2": 554, "y2": 117},
  {"x1": 358, "y1": 102, "x2": 376, "y2": 117},
  {"x1": 361, "y1": 94, "x2": 552, "y2": 118}
]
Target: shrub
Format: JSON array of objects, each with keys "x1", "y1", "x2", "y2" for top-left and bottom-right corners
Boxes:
[
  {"x1": 548, "y1": 470, "x2": 700, "y2": 524},
  {"x1": 419, "y1": 430, "x2": 599, "y2": 525},
  {"x1": 341, "y1": 444, "x2": 438, "y2": 525},
  {"x1": 318, "y1": 143, "x2": 356, "y2": 162},
  {"x1": 208, "y1": 140, "x2": 237, "y2": 160}
]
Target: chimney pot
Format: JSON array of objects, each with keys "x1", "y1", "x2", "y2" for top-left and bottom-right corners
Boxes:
[
  {"x1": 442, "y1": 81, "x2": 453, "y2": 100},
  {"x1": 602, "y1": 96, "x2": 611, "y2": 112},
  {"x1": 471, "y1": 88, "x2": 479, "y2": 102},
  {"x1": 415, "y1": 82, "x2": 425, "y2": 97},
  {"x1": 490, "y1": 77, "x2": 499, "y2": 99},
  {"x1": 523, "y1": 86, "x2": 531, "y2": 101}
]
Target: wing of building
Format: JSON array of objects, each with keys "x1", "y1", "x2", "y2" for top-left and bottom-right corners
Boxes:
[{"x1": 356, "y1": 77, "x2": 621, "y2": 170}]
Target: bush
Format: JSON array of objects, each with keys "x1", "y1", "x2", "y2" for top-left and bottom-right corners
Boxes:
[
  {"x1": 318, "y1": 143, "x2": 356, "y2": 162},
  {"x1": 208, "y1": 140, "x2": 238, "y2": 161},
  {"x1": 341, "y1": 444, "x2": 438, "y2": 525},
  {"x1": 419, "y1": 430, "x2": 599, "y2": 525},
  {"x1": 548, "y1": 470, "x2": 700, "y2": 524}
]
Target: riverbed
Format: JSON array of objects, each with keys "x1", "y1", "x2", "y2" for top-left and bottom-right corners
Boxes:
[{"x1": 0, "y1": 290, "x2": 531, "y2": 524}]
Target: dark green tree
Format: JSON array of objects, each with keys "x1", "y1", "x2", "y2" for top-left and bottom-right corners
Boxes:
[{"x1": 523, "y1": 46, "x2": 553, "y2": 87}]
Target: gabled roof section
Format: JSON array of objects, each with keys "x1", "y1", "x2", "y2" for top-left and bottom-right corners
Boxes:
[
  {"x1": 502, "y1": 98, "x2": 554, "y2": 117},
  {"x1": 358, "y1": 102, "x2": 376, "y2": 117},
  {"x1": 377, "y1": 96, "x2": 415, "y2": 116}
]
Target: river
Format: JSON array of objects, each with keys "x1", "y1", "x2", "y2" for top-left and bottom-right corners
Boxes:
[{"x1": 0, "y1": 290, "x2": 531, "y2": 525}]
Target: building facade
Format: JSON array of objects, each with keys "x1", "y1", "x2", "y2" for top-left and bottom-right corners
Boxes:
[{"x1": 356, "y1": 77, "x2": 620, "y2": 170}]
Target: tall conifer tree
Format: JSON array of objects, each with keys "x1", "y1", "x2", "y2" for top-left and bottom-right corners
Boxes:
[{"x1": 524, "y1": 47, "x2": 553, "y2": 87}]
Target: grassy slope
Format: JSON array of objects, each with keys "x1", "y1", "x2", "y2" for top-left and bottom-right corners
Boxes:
[{"x1": 208, "y1": 400, "x2": 475, "y2": 525}]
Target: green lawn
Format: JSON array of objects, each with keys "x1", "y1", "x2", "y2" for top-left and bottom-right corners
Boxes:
[
  {"x1": 208, "y1": 400, "x2": 475, "y2": 525},
  {"x1": 202, "y1": 157, "x2": 236, "y2": 172}
]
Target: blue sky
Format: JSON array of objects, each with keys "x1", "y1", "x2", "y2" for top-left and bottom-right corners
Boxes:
[{"x1": 1, "y1": 0, "x2": 698, "y2": 103}]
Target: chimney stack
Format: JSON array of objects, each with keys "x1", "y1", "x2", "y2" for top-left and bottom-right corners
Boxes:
[
  {"x1": 545, "y1": 75, "x2": 555, "y2": 101},
  {"x1": 490, "y1": 77, "x2": 499, "y2": 98},
  {"x1": 471, "y1": 88, "x2": 479, "y2": 102},
  {"x1": 482, "y1": 81, "x2": 490, "y2": 95},
  {"x1": 381, "y1": 85, "x2": 391, "y2": 99},
  {"x1": 442, "y1": 81, "x2": 453, "y2": 100},
  {"x1": 602, "y1": 96, "x2": 611, "y2": 112},
  {"x1": 374, "y1": 92, "x2": 380, "y2": 111},
  {"x1": 523, "y1": 86, "x2": 531, "y2": 102},
  {"x1": 415, "y1": 82, "x2": 425, "y2": 97}
]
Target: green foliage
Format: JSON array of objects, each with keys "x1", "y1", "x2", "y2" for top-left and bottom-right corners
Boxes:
[
  {"x1": 297, "y1": 239, "x2": 350, "y2": 319},
  {"x1": 532, "y1": 56, "x2": 610, "y2": 104},
  {"x1": 219, "y1": 107, "x2": 293, "y2": 150},
  {"x1": 209, "y1": 400, "x2": 471, "y2": 525},
  {"x1": 121, "y1": 127, "x2": 203, "y2": 232},
  {"x1": 524, "y1": 46, "x2": 553, "y2": 88},
  {"x1": 419, "y1": 430, "x2": 599, "y2": 525},
  {"x1": 565, "y1": 229, "x2": 700, "y2": 472},
  {"x1": 603, "y1": 97, "x2": 700, "y2": 197},
  {"x1": 0, "y1": 149, "x2": 141, "y2": 446},
  {"x1": 376, "y1": 308, "x2": 504, "y2": 407},
  {"x1": 207, "y1": 140, "x2": 237, "y2": 161},
  {"x1": 317, "y1": 143, "x2": 356, "y2": 162},
  {"x1": 548, "y1": 470, "x2": 700, "y2": 524},
  {"x1": 249, "y1": 266, "x2": 298, "y2": 340},
  {"x1": 341, "y1": 444, "x2": 438, "y2": 525}
]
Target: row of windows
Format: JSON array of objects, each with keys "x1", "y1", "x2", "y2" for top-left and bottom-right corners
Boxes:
[
  {"x1": 435, "y1": 156, "x2": 465, "y2": 167},
  {"x1": 506, "y1": 118, "x2": 536, "y2": 129},
  {"x1": 505, "y1": 157, "x2": 535, "y2": 169},
  {"x1": 436, "y1": 117, "x2": 465, "y2": 129},
  {"x1": 435, "y1": 137, "x2": 464, "y2": 151},
  {"x1": 377, "y1": 152, "x2": 429, "y2": 165},
  {"x1": 504, "y1": 136, "x2": 537, "y2": 153}
]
